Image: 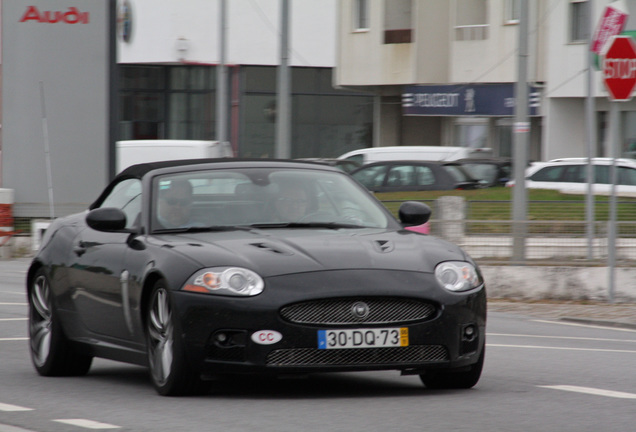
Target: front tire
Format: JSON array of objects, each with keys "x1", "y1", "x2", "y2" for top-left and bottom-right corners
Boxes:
[
  {"x1": 420, "y1": 348, "x2": 485, "y2": 389},
  {"x1": 28, "y1": 268, "x2": 93, "y2": 376},
  {"x1": 146, "y1": 281, "x2": 204, "y2": 396}
]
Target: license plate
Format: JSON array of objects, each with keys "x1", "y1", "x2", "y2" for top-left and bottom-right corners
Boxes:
[{"x1": 317, "y1": 328, "x2": 408, "y2": 350}]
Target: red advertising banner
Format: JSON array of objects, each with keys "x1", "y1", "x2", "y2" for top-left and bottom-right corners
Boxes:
[{"x1": 592, "y1": 1, "x2": 628, "y2": 55}]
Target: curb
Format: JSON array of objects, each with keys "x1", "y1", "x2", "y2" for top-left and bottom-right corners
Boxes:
[{"x1": 559, "y1": 317, "x2": 636, "y2": 330}]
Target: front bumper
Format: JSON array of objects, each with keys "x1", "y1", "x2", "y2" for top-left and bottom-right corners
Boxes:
[{"x1": 171, "y1": 269, "x2": 486, "y2": 377}]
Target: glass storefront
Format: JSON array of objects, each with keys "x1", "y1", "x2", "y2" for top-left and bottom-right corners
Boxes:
[{"x1": 118, "y1": 65, "x2": 373, "y2": 158}]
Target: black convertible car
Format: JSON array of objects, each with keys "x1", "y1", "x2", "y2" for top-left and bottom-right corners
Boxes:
[{"x1": 27, "y1": 159, "x2": 486, "y2": 396}]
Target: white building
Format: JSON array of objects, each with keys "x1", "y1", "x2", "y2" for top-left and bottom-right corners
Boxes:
[
  {"x1": 335, "y1": 0, "x2": 636, "y2": 162},
  {"x1": 116, "y1": 0, "x2": 372, "y2": 161}
]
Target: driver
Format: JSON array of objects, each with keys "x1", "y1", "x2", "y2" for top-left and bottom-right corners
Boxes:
[
  {"x1": 274, "y1": 183, "x2": 310, "y2": 222},
  {"x1": 157, "y1": 178, "x2": 197, "y2": 228}
]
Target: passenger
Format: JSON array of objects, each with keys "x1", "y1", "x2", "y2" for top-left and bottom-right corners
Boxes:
[{"x1": 274, "y1": 183, "x2": 310, "y2": 222}]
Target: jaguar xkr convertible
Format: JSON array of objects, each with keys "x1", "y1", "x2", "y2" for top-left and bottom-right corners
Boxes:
[{"x1": 27, "y1": 159, "x2": 486, "y2": 396}]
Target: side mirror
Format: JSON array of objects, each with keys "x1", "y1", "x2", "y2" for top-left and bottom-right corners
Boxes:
[
  {"x1": 398, "y1": 201, "x2": 431, "y2": 227},
  {"x1": 86, "y1": 207, "x2": 127, "y2": 232}
]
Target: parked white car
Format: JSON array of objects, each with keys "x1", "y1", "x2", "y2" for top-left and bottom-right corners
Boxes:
[{"x1": 506, "y1": 158, "x2": 636, "y2": 197}]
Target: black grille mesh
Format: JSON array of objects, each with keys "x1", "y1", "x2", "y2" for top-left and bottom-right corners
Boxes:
[
  {"x1": 266, "y1": 345, "x2": 448, "y2": 367},
  {"x1": 280, "y1": 298, "x2": 436, "y2": 325}
]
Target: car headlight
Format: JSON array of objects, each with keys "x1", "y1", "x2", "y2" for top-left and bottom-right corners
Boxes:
[
  {"x1": 434, "y1": 261, "x2": 482, "y2": 292},
  {"x1": 182, "y1": 267, "x2": 264, "y2": 296}
]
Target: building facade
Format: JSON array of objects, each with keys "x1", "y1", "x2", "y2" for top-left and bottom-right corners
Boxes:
[
  {"x1": 116, "y1": 0, "x2": 373, "y2": 161},
  {"x1": 335, "y1": 0, "x2": 636, "y2": 162},
  {"x1": 1, "y1": 0, "x2": 374, "y2": 217}
]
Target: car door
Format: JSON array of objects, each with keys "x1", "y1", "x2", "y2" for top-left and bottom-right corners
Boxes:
[{"x1": 69, "y1": 178, "x2": 142, "y2": 341}]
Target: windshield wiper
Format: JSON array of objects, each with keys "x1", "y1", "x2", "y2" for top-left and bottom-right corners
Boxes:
[
  {"x1": 249, "y1": 222, "x2": 366, "y2": 229},
  {"x1": 153, "y1": 225, "x2": 255, "y2": 234}
]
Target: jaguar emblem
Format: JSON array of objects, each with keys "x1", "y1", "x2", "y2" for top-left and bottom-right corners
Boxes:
[{"x1": 351, "y1": 301, "x2": 370, "y2": 319}]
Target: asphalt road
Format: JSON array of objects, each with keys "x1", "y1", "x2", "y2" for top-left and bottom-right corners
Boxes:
[{"x1": 1, "y1": 258, "x2": 636, "y2": 432}]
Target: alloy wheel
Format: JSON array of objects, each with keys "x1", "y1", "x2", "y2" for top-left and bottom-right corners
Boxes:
[
  {"x1": 147, "y1": 288, "x2": 174, "y2": 386},
  {"x1": 30, "y1": 274, "x2": 53, "y2": 367}
]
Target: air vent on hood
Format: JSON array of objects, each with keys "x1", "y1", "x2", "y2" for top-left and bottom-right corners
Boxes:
[
  {"x1": 373, "y1": 240, "x2": 394, "y2": 253},
  {"x1": 250, "y1": 242, "x2": 293, "y2": 256}
]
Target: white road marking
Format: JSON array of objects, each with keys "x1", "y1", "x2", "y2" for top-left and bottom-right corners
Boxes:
[
  {"x1": 0, "y1": 338, "x2": 28, "y2": 341},
  {"x1": 487, "y1": 343, "x2": 636, "y2": 354},
  {"x1": 488, "y1": 333, "x2": 636, "y2": 343},
  {"x1": 532, "y1": 319, "x2": 636, "y2": 333},
  {"x1": 539, "y1": 385, "x2": 636, "y2": 399},
  {"x1": 0, "y1": 303, "x2": 27, "y2": 306},
  {"x1": 0, "y1": 318, "x2": 27, "y2": 321},
  {"x1": 0, "y1": 402, "x2": 33, "y2": 411},
  {"x1": 53, "y1": 419, "x2": 120, "y2": 429}
]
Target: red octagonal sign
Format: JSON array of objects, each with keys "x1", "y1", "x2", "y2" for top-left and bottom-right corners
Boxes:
[{"x1": 603, "y1": 35, "x2": 636, "y2": 101}]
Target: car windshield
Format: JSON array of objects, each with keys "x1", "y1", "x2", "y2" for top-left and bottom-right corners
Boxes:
[
  {"x1": 443, "y1": 165, "x2": 473, "y2": 183},
  {"x1": 151, "y1": 167, "x2": 391, "y2": 232},
  {"x1": 462, "y1": 163, "x2": 499, "y2": 184}
]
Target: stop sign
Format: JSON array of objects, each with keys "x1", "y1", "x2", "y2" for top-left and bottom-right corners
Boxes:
[{"x1": 603, "y1": 35, "x2": 636, "y2": 101}]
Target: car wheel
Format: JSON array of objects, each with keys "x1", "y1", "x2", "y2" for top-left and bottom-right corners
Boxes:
[
  {"x1": 420, "y1": 348, "x2": 485, "y2": 389},
  {"x1": 146, "y1": 281, "x2": 204, "y2": 396},
  {"x1": 28, "y1": 268, "x2": 93, "y2": 376}
]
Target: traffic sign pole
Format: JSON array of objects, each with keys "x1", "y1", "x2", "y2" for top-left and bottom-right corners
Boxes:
[{"x1": 601, "y1": 35, "x2": 636, "y2": 303}]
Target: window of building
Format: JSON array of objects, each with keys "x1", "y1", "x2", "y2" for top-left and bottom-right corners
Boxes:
[
  {"x1": 453, "y1": 118, "x2": 489, "y2": 148},
  {"x1": 118, "y1": 65, "x2": 217, "y2": 141},
  {"x1": 354, "y1": 0, "x2": 369, "y2": 30},
  {"x1": 496, "y1": 118, "x2": 513, "y2": 157},
  {"x1": 241, "y1": 67, "x2": 373, "y2": 159},
  {"x1": 570, "y1": 0, "x2": 590, "y2": 43},
  {"x1": 455, "y1": 0, "x2": 488, "y2": 41},
  {"x1": 504, "y1": 0, "x2": 520, "y2": 24},
  {"x1": 384, "y1": 0, "x2": 412, "y2": 43}
]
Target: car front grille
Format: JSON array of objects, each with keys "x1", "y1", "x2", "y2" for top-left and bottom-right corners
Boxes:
[
  {"x1": 266, "y1": 345, "x2": 448, "y2": 367},
  {"x1": 280, "y1": 298, "x2": 437, "y2": 325}
]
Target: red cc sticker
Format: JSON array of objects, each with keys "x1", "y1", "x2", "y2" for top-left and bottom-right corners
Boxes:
[{"x1": 251, "y1": 330, "x2": 282, "y2": 345}]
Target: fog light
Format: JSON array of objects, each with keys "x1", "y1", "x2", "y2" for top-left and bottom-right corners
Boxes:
[
  {"x1": 463, "y1": 325, "x2": 476, "y2": 340},
  {"x1": 216, "y1": 332, "x2": 228, "y2": 343}
]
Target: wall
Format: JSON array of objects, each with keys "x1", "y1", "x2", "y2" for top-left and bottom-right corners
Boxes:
[
  {"x1": 542, "y1": 98, "x2": 586, "y2": 159},
  {"x1": 482, "y1": 265, "x2": 636, "y2": 303},
  {"x1": 1, "y1": 1, "x2": 113, "y2": 217},
  {"x1": 118, "y1": 0, "x2": 336, "y2": 67}
]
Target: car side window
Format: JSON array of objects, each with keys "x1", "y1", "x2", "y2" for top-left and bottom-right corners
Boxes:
[
  {"x1": 561, "y1": 165, "x2": 584, "y2": 183},
  {"x1": 594, "y1": 165, "x2": 610, "y2": 184},
  {"x1": 352, "y1": 165, "x2": 388, "y2": 188},
  {"x1": 387, "y1": 166, "x2": 414, "y2": 186},
  {"x1": 530, "y1": 166, "x2": 566, "y2": 182},
  {"x1": 618, "y1": 167, "x2": 636, "y2": 186},
  {"x1": 415, "y1": 166, "x2": 435, "y2": 186},
  {"x1": 99, "y1": 179, "x2": 142, "y2": 229}
]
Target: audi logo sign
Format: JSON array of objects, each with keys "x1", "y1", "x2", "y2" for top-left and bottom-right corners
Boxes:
[{"x1": 20, "y1": 6, "x2": 90, "y2": 24}]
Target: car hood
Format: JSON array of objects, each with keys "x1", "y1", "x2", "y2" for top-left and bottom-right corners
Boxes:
[{"x1": 153, "y1": 228, "x2": 468, "y2": 278}]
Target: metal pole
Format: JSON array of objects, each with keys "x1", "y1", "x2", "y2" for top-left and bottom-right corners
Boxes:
[
  {"x1": 585, "y1": 0, "x2": 596, "y2": 259},
  {"x1": 607, "y1": 102, "x2": 619, "y2": 303},
  {"x1": 275, "y1": 0, "x2": 291, "y2": 159},
  {"x1": 216, "y1": 0, "x2": 228, "y2": 145},
  {"x1": 39, "y1": 82, "x2": 55, "y2": 220},
  {"x1": 512, "y1": 0, "x2": 529, "y2": 262}
]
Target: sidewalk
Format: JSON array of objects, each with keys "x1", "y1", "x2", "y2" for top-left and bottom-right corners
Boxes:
[{"x1": 488, "y1": 299, "x2": 636, "y2": 329}]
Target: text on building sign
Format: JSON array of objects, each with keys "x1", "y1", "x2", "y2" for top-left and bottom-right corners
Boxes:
[{"x1": 20, "y1": 6, "x2": 89, "y2": 24}]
